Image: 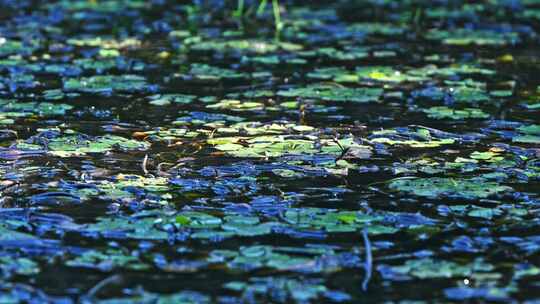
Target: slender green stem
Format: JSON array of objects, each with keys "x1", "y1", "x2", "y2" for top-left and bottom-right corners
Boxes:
[
  {"x1": 234, "y1": 0, "x2": 244, "y2": 18},
  {"x1": 256, "y1": 0, "x2": 268, "y2": 16},
  {"x1": 272, "y1": 0, "x2": 282, "y2": 40}
]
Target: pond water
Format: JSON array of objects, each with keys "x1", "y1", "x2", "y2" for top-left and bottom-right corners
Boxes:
[{"x1": 0, "y1": 0, "x2": 539, "y2": 302}]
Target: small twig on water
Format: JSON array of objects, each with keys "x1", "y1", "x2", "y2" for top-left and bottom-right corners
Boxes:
[
  {"x1": 0, "y1": 180, "x2": 18, "y2": 192},
  {"x1": 332, "y1": 135, "x2": 350, "y2": 162},
  {"x1": 156, "y1": 162, "x2": 174, "y2": 176},
  {"x1": 332, "y1": 136, "x2": 345, "y2": 153},
  {"x1": 83, "y1": 274, "x2": 122, "y2": 301},
  {"x1": 298, "y1": 102, "x2": 306, "y2": 125},
  {"x1": 362, "y1": 228, "x2": 372, "y2": 291},
  {"x1": 142, "y1": 154, "x2": 149, "y2": 175}
]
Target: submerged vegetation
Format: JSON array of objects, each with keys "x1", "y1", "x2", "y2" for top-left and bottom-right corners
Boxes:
[{"x1": 0, "y1": 0, "x2": 538, "y2": 302}]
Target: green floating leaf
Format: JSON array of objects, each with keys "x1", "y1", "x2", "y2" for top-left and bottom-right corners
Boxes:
[
  {"x1": 188, "y1": 39, "x2": 303, "y2": 54},
  {"x1": 370, "y1": 127, "x2": 455, "y2": 148},
  {"x1": 84, "y1": 216, "x2": 169, "y2": 240},
  {"x1": 63, "y1": 75, "x2": 149, "y2": 93},
  {"x1": 308, "y1": 66, "x2": 427, "y2": 83},
  {"x1": 224, "y1": 276, "x2": 350, "y2": 303},
  {"x1": 0, "y1": 225, "x2": 37, "y2": 241},
  {"x1": 389, "y1": 177, "x2": 513, "y2": 199},
  {"x1": 0, "y1": 99, "x2": 74, "y2": 124},
  {"x1": 423, "y1": 106, "x2": 489, "y2": 120},
  {"x1": 0, "y1": 257, "x2": 39, "y2": 277},
  {"x1": 73, "y1": 174, "x2": 171, "y2": 204},
  {"x1": 514, "y1": 124, "x2": 540, "y2": 144},
  {"x1": 380, "y1": 258, "x2": 493, "y2": 279},
  {"x1": 179, "y1": 63, "x2": 249, "y2": 82},
  {"x1": 0, "y1": 40, "x2": 38, "y2": 57},
  {"x1": 66, "y1": 249, "x2": 149, "y2": 271},
  {"x1": 66, "y1": 36, "x2": 141, "y2": 48},
  {"x1": 347, "y1": 22, "x2": 407, "y2": 35},
  {"x1": 469, "y1": 150, "x2": 504, "y2": 162},
  {"x1": 148, "y1": 94, "x2": 197, "y2": 106},
  {"x1": 277, "y1": 85, "x2": 382, "y2": 103},
  {"x1": 174, "y1": 111, "x2": 244, "y2": 126},
  {"x1": 426, "y1": 29, "x2": 520, "y2": 46},
  {"x1": 210, "y1": 134, "x2": 370, "y2": 159},
  {"x1": 468, "y1": 207, "x2": 503, "y2": 220},
  {"x1": 18, "y1": 131, "x2": 150, "y2": 157},
  {"x1": 210, "y1": 245, "x2": 315, "y2": 272},
  {"x1": 206, "y1": 99, "x2": 265, "y2": 111},
  {"x1": 283, "y1": 207, "x2": 391, "y2": 234}
]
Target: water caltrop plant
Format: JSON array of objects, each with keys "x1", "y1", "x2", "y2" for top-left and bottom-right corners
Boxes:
[{"x1": 0, "y1": 0, "x2": 538, "y2": 303}]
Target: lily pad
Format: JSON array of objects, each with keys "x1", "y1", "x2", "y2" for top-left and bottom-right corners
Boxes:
[
  {"x1": 423, "y1": 106, "x2": 489, "y2": 120},
  {"x1": 63, "y1": 75, "x2": 151, "y2": 94},
  {"x1": 277, "y1": 85, "x2": 383, "y2": 103},
  {"x1": 426, "y1": 29, "x2": 520, "y2": 46},
  {"x1": 389, "y1": 177, "x2": 513, "y2": 199}
]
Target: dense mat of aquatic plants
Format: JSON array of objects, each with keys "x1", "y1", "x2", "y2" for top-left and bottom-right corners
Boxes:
[{"x1": 0, "y1": 0, "x2": 539, "y2": 302}]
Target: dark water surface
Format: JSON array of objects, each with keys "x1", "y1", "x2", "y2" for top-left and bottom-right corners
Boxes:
[{"x1": 0, "y1": 0, "x2": 539, "y2": 302}]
